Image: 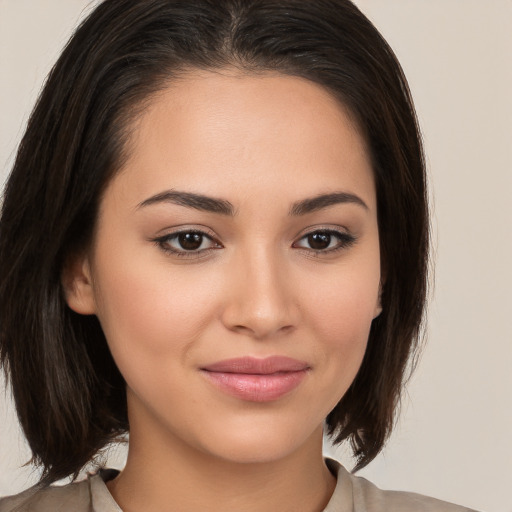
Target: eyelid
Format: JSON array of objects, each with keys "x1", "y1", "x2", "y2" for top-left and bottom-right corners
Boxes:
[
  {"x1": 292, "y1": 226, "x2": 357, "y2": 254},
  {"x1": 153, "y1": 224, "x2": 219, "y2": 239},
  {"x1": 152, "y1": 226, "x2": 223, "y2": 259},
  {"x1": 151, "y1": 224, "x2": 357, "y2": 260}
]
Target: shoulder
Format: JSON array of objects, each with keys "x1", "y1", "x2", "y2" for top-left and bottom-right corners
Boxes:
[
  {"x1": 350, "y1": 472, "x2": 478, "y2": 512},
  {"x1": 0, "y1": 478, "x2": 91, "y2": 512},
  {"x1": 326, "y1": 459, "x2": 480, "y2": 512}
]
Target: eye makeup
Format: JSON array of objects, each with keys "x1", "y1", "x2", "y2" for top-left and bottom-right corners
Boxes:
[{"x1": 151, "y1": 226, "x2": 357, "y2": 260}]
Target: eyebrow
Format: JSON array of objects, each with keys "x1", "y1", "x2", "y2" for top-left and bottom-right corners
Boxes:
[
  {"x1": 137, "y1": 190, "x2": 235, "y2": 215},
  {"x1": 289, "y1": 192, "x2": 368, "y2": 215},
  {"x1": 137, "y1": 190, "x2": 368, "y2": 216}
]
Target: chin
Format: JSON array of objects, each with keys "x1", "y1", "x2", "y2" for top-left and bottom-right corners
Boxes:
[{"x1": 194, "y1": 418, "x2": 323, "y2": 465}]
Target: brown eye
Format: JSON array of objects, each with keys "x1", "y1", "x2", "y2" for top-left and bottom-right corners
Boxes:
[
  {"x1": 293, "y1": 229, "x2": 356, "y2": 253},
  {"x1": 178, "y1": 232, "x2": 203, "y2": 251},
  {"x1": 307, "y1": 232, "x2": 331, "y2": 250},
  {"x1": 155, "y1": 229, "x2": 222, "y2": 256}
]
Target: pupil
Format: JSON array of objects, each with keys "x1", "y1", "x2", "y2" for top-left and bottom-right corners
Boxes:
[
  {"x1": 178, "y1": 233, "x2": 202, "y2": 250},
  {"x1": 308, "y1": 232, "x2": 331, "y2": 250}
]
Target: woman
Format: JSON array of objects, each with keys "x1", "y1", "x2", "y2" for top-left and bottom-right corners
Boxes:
[{"x1": 0, "y1": 0, "x2": 478, "y2": 510}]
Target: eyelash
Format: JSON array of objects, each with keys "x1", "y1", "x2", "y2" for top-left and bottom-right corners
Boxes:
[
  {"x1": 292, "y1": 229, "x2": 357, "y2": 256},
  {"x1": 153, "y1": 229, "x2": 221, "y2": 259},
  {"x1": 153, "y1": 228, "x2": 357, "y2": 259}
]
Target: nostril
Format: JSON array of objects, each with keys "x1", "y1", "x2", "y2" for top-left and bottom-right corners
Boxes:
[
  {"x1": 219, "y1": 271, "x2": 299, "y2": 338},
  {"x1": 229, "y1": 322, "x2": 295, "y2": 339}
]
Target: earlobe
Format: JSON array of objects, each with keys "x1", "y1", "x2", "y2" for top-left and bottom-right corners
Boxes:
[{"x1": 61, "y1": 254, "x2": 97, "y2": 315}]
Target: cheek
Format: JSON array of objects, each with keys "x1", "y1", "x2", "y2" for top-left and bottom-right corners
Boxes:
[
  {"x1": 90, "y1": 253, "x2": 219, "y2": 367},
  {"x1": 299, "y1": 257, "x2": 380, "y2": 400},
  {"x1": 304, "y1": 256, "x2": 380, "y2": 342},
  {"x1": 315, "y1": 285, "x2": 376, "y2": 346},
  {"x1": 313, "y1": 288, "x2": 373, "y2": 375}
]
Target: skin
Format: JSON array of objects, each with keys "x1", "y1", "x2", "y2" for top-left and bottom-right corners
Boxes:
[{"x1": 65, "y1": 69, "x2": 381, "y2": 512}]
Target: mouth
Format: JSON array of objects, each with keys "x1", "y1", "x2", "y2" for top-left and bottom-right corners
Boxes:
[{"x1": 200, "y1": 356, "x2": 310, "y2": 402}]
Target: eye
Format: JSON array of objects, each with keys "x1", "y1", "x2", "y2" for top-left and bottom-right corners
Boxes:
[
  {"x1": 154, "y1": 230, "x2": 222, "y2": 257},
  {"x1": 293, "y1": 229, "x2": 356, "y2": 253}
]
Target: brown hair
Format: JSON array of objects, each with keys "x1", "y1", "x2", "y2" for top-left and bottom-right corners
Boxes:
[{"x1": 0, "y1": 0, "x2": 428, "y2": 485}]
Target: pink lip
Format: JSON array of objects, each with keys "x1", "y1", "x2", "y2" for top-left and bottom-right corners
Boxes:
[{"x1": 201, "y1": 356, "x2": 310, "y2": 402}]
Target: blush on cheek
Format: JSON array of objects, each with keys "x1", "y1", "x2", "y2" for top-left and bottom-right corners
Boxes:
[
  {"x1": 311, "y1": 285, "x2": 378, "y2": 334},
  {"x1": 310, "y1": 291, "x2": 374, "y2": 390}
]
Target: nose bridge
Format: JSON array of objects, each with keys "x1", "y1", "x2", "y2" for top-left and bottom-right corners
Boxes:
[{"x1": 222, "y1": 240, "x2": 296, "y2": 338}]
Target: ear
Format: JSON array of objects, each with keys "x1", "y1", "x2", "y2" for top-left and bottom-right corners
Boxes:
[
  {"x1": 373, "y1": 282, "x2": 383, "y2": 319},
  {"x1": 61, "y1": 252, "x2": 97, "y2": 315}
]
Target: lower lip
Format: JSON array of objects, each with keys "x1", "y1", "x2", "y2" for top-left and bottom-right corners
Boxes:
[{"x1": 201, "y1": 370, "x2": 308, "y2": 402}]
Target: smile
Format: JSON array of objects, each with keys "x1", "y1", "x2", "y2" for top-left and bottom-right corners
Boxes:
[{"x1": 200, "y1": 356, "x2": 310, "y2": 402}]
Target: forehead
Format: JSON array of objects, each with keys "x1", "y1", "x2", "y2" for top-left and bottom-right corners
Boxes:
[{"x1": 109, "y1": 69, "x2": 375, "y2": 211}]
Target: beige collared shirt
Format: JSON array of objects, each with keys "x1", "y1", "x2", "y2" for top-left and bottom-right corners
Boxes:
[{"x1": 0, "y1": 459, "x2": 479, "y2": 511}]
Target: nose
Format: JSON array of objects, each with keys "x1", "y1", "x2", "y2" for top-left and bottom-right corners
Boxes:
[{"x1": 220, "y1": 245, "x2": 299, "y2": 340}]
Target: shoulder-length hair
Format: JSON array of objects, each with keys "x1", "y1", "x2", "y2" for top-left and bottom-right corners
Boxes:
[{"x1": 0, "y1": 0, "x2": 428, "y2": 485}]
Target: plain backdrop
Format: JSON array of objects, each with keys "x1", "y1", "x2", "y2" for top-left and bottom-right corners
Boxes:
[{"x1": 0, "y1": 1, "x2": 511, "y2": 511}]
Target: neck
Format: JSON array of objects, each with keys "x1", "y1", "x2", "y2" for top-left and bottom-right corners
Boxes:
[{"x1": 107, "y1": 414, "x2": 336, "y2": 512}]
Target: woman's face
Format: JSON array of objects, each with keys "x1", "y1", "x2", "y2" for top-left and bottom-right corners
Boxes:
[{"x1": 67, "y1": 69, "x2": 381, "y2": 464}]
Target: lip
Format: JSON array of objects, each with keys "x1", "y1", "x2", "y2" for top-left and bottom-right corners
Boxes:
[{"x1": 200, "y1": 356, "x2": 310, "y2": 402}]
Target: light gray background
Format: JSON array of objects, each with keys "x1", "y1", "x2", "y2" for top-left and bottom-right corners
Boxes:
[{"x1": 1, "y1": 1, "x2": 511, "y2": 511}]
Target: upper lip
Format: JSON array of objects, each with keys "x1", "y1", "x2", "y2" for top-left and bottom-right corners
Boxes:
[{"x1": 201, "y1": 356, "x2": 310, "y2": 374}]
